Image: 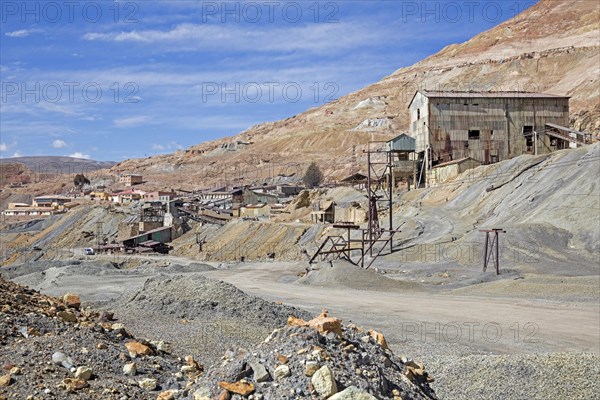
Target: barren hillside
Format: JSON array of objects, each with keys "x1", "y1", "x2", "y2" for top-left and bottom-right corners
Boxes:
[{"x1": 109, "y1": 0, "x2": 599, "y2": 190}]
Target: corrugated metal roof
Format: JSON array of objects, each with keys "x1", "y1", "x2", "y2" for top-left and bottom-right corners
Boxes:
[{"x1": 420, "y1": 90, "x2": 569, "y2": 99}]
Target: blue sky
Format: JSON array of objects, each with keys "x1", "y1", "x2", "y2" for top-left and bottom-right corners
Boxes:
[{"x1": 0, "y1": 0, "x2": 538, "y2": 161}]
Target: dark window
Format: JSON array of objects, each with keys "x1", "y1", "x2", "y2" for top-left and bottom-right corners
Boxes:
[
  {"x1": 468, "y1": 130, "x2": 480, "y2": 140},
  {"x1": 417, "y1": 108, "x2": 420, "y2": 120},
  {"x1": 523, "y1": 125, "x2": 533, "y2": 146}
]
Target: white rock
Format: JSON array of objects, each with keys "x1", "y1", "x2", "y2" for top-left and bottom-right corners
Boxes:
[
  {"x1": 123, "y1": 362, "x2": 137, "y2": 376},
  {"x1": 74, "y1": 366, "x2": 92, "y2": 381},
  {"x1": 273, "y1": 365, "x2": 291, "y2": 380},
  {"x1": 138, "y1": 378, "x2": 157, "y2": 391},
  {"x1": 250, "y1": 362, "x2": 270, "y2": 382},
  {"x1": 311, "y1": 365, "x2": 338, "y2": 398},
  {"x1": 329, "y1": 386, "x2": 377, "y2": 400},
  {"x1": 193, "y1": 387, "x2": 211, "y2": 400}
]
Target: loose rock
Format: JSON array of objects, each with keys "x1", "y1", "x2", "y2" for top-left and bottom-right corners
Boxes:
[
  {"x1": 311, "y1": 365, "x2": 338, "y2": 398},
  {"x1": 274, "y1": 365, "x2": 291, "y2": 380},
  {"x1": 138, "y1": 378, "x2": 157, "y2": 391},
  {"x1": 74, "y1": 366, "x2": 93, "y2": 381}
]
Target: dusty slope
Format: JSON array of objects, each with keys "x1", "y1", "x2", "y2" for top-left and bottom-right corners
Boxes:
[
  {"x1": 110, "y1": 0, "x2": 600, "y2": 189},
  {"x1": 385, "y1": 143, "x2": 600, "y2": 273},
  {"x1": 166, "y1": 143, "x2": 600, "y2": 298}
]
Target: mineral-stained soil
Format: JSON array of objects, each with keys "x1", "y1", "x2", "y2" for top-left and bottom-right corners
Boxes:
[{"x1": 0, "y1": 275, "x2": 438, "y2": 399}]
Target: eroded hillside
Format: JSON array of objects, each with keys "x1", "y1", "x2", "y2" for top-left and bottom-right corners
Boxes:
[{"x1": 109, "y1": 0, "x2": 599, "y2": 190}]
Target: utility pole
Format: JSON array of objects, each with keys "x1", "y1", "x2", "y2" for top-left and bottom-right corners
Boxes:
[
  {"x1": 480, "y1": 229, "x2": 505, "y2": 275},
  {"x1": 95, "y1": 221, "x2": 103, "y2": 249}
]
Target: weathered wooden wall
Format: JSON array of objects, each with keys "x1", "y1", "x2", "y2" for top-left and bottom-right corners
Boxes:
[{"x1": 409, "y1": 93, "x2": 569, "y2": 164}]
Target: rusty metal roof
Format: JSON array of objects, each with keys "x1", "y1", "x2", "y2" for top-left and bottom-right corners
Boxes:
[{"x1": 420, "y1": 90, "x2": 570, "y2": 99}]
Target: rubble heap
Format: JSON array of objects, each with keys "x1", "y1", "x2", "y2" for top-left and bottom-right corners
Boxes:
[
  {"x1": 0, "y1": 276, "x2": 195, "y2": 400},
  {"x1": 190, "y1": 310, "x2": 437, "y2": 399},
  {"x1": 1, "y1": 275, "x2": 437, "y2": 399}
]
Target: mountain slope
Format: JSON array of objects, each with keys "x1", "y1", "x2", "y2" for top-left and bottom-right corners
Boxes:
[
  {"x1": 113, "y1": 0, "x2": 600, "y2": 189},
  {"x1": 1, "y1": 156, "x2": 116, "y2": 173}
]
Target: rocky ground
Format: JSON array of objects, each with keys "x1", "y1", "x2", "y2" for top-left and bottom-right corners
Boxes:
[
  {"x1": 107, "y1": 274, "x2": 314, "y2": 365},
  {"x1": 0, "y1": 274, "x2": 438, "y2": 399},
  {"x1": 0, "y1": 276, "x2": 188, "y2": 399},
  {"x1": 428, "y1": 353, "x2": 600, "y2": 400},
  {"x1": 189, "y1": 311, "x2": 436, "y2": 399}
]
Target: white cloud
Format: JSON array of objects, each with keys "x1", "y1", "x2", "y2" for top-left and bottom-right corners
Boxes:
[
  {"x1": 113, "y1": 115, "x2": 152, "y2": 128},
  {"x1": 5, "y1": 29, "x2": 36, "y2": 38},
  {"x1": 68, "y1": 152, "x2": 91, "y2": 159},
  {"x1": 83, "y1": 22, "x2": 386, "y2": 54},
  {"x1": 52, "y1": 139, "x2": 68, "y2": 148},
  {"x1": 0, "y1": 143, "x2": 7, "y2": 152},
  {"x1": 152, "y1": 144, "x2": 166, "y2": 151},
  {"x1": 12, "y1": 151, "x2": 22, "y2": 157}
]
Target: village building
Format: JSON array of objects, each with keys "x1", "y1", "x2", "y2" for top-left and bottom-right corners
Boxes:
[
  {"x1": 408, "y1": 90, "x2": 571, "y2": 186},
  {"x1": 143, "y1": 191, "x2": 178, "y2": 203},
  {"x1": 311, "y1": 200, "x2": 335, "y2": 224},
  {"x1": 243, "y1": 187, "x2": 280, "y2": 205},
  {"x1": 121, "y1": 226, "x2": 172, "y2": 253},
  {"x1": 119, "y1": 173, "x2": 143, "y2": 186},
  {"x1": 89, "y1": 191, "x2": 111, "y2": 201},
  {"x1": 334, "y1": 202, "x2": 368, "y2": 225},
  {"x1": 236, "y1": 204, "x2": 271, "y2": 219},
  {"x1": 310, "y1": 199, "x2": 367, "y2": 225},
  {"x1": 1, "y1": 203, "x2": 55, "y2": 217},
  {"x1": 1, "y1": 195, "x2": 73, "y2": 217},
  {"x1": 32, "y1": 195, "x2": 72, "y2": 208},
  {"x1": 340, "y1": 173, "x2": 368, "y2": 189},
  {"x1": 111, "y1": 189, "x2": 146, "y2": 204}
]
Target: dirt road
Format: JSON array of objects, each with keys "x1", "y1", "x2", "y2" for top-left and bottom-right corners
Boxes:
[{"x1": 201, "y1": 262, "x2": 600, "y2": 356}]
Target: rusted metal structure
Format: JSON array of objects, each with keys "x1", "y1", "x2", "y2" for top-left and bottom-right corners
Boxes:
[
  {"x1": 542, "y1": 123, "x2": 598, "y2": 149},
  {"x1": 310, "y1": 142, "x2": 401, "y2": 269},
  {"x1": 408, "y1": 90, "x2": 571, "y2": 187},
  {"x1": 480, "y1": 229, "x2": 505, "y2": 275}
]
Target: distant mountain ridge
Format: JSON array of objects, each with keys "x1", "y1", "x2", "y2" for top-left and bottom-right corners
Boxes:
[{"x1": 0, "y1": 156, "x2": 116, "y2": 173}]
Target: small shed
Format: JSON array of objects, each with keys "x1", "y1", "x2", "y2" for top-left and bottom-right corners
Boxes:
[
  {"x1": 387, "y1": 134, "x2": 416, "y2": 152},
  {"x1": 311, "y1": 200, "x2": 335, "y2": 224},
  {"x1": 238, "y1": 204, "x2": 271, "y2": 219},
  {"x1": 122, "y1": 226, "x2": 172, "y2": 248},
  {"x1": 340, "y1": 173, "x2": 368, "y2": 189}
]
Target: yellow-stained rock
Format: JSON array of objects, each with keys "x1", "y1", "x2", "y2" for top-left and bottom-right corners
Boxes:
[
  {"x1": 0, "y1": 375, "x2": 12, "y2": 387},
  {"x1": 63, "y1": 293, "x2": 81, "y2": 309},
  {"x1": 368, "y1": 329, "x2": 389, "y2": 350},
  {"x1": 125, "y1": 341, "x2": 153, "y2": 357},
  {"x1": 218, "y1": 380, "x2": 255, "y2": 396},
  {"x1": 61, "y1": 378, "x2": 88, "y2": 391},
  {"x1": 157, "y1": 389, "x2": 178, "y2": 400}
]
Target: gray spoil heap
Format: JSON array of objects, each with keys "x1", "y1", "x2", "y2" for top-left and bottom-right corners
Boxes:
[{"x1": 190, "y1": 311, "x2": 437, "y2": 399}]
